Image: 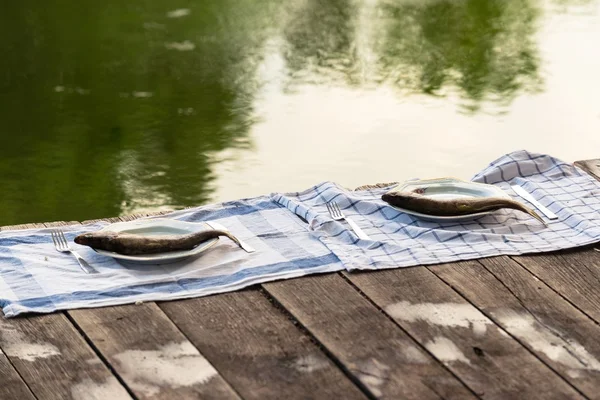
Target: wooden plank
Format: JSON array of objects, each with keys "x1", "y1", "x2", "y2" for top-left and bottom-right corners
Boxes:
[
  {"x1": 0, "y1": 313, "x2": 132, "y2": 400},
  {"x1": 345, "y1": 266, "x2": 583, "y2": 399},
  {"x1": 160, "y1": 288, "x2": 371, "y2": 400},
  {"x1": 575, "y1": 159, "x2": 600, "y2": 181},
  {"x1": 507, "y1": 159, "x2": 600, "y2": 323},
  {"x1": 1, "y1": 223, "x2": 45, "y2": 231},
  {"x1": 263, "y1": 274, "x2": 478, "y2": 399},
  {"x1": 0, "y1": 222, "x2": 133, "y2": 400},
  {"x1": 43, "y1": 219, "x2": 242, "y2": 399},
  {"x1": 500, "y1": 159, "x2": 600, "y2": 323},
  {"x1": 0, "y1": 350, "x2": 36, "y2": 400},
  {"x1": 81, "y1": 216, "x2": 123, "y2": 224},
  {"x1": 513, "y1": 249, "x2": 600, "y2": 323},
  {"x1": 431, "y1": 257, "x2": 600, "y2": 398},
  {"x1": 70, "y1": 303, "x2": 241, "y2": 400}
]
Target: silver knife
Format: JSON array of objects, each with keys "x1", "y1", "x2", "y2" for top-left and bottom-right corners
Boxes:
[
  {"x1": 511, "y1": 185, "x2": 558, "y2": 220},
  {"x1": 205, "y1": 221, "x2": 256, "y2": 253}
]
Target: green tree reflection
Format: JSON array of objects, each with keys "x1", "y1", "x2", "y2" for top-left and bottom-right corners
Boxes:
[
  {"x1": 283, "y1": 0, "x2": 361, "y2": 86},
  {"x1": 283, "y1": 0, "x2": 543, "y2": 111},
  {"x1": 0, "y1": 0, "x2": 277, "y2": 225},
  {"x1": 378, "y1": 0, "x2": 542, "y2": 111}
]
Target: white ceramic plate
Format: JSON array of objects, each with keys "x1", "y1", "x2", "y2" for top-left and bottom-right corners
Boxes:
[
  {"x1": 386, "y1": 178, "x2": 511, "y2": 222},
  {"x1": 92, "y1": 218, "x2": 219, "y2": 265}
]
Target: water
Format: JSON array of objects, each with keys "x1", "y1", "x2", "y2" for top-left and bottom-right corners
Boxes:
[{"x1": 1, "y1": 0, "x2": 599, "y2": 226}]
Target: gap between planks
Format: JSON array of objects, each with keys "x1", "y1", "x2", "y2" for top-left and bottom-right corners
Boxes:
[
  {"x1": 343, "y1": 264, "x2": 587, "y2": 399},
  {"x1": 336, "y1": 271, "x2": 481, "y2": 397},
  {"x1": 262, "y1": 273, "x2": 479, "y2": 399},
  {"x1": 258, "y1": 283, "x2": 424, "y2": 400},
  {"x1": 430, "y1": 258, "x2": 594, "y2": 398},
  {"x1": 508, "y1": 249, "x2": 600, "y2": 326}
]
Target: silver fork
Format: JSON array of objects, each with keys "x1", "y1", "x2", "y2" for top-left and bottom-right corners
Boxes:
[
  {"x1": 50, "y1": 230, "x2": 98, "y2": 274},
  {"x1": 326, "y1": 201, "x2": 370, "y2": 240}
]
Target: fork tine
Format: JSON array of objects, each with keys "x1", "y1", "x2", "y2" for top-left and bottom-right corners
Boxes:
[
  {"x1": 56, "y1": 231, "x2": 64, "y2": 249},
  {"x1": 332, "y1": 202, "x2": 341, "y2": 216},
  {"x1": 50, "y1": 231, "x2": 58, "y2": 248},
  {"x1": 328, "y1": 203, "x2": 337, "y2": 218},
  {"x1": 332, "y1": 202, "x2": 342, "y2": 218},
  {"x1": 52, "y1": 230, "x2": 63, "y2": 249},
  {"x1": 58, "y1": 230, "x2": 68, "y2": 248}
]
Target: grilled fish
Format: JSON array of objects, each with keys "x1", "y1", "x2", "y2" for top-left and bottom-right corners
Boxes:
[
  {"x1": 381, "y1": 191, "x2": 545, "y2": 224},
  {"x1": 74, "y1": 229, "x2": 243, "y2": 255}
]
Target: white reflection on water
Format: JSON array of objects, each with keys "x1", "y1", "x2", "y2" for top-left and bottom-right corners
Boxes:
[
  {"x1": 132, "y1": 91, "x2": 153, "y2": 98},
  {"x1": 143, "y1": 22, "x2": 166, "y2": 30},
  {"x1": 164, "y1": 40, "x2": 196, "y2": 51},
  {"x1": 52, "y1": 86, "x2": 90, "y2": 95},
  {"x1": 208, "y1": 0, "x2": 600, "y2": 203},
  {"x1": 166, "y1": 8, "x2": 191, "y2": 18}
]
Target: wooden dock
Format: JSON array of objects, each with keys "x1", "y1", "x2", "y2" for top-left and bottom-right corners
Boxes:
[{"x1": 1, "y1": 159, "x2": 599, "y2": 400}]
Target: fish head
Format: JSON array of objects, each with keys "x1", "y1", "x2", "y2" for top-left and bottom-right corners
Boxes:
[
  {"x1": 381, "y1": 191, "x2": 420, "y2": 207},
  {"x1": 74, "y1": 231, "x2": 119, "y2": 248}
]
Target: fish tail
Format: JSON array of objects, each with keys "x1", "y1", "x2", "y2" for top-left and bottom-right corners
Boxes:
[
  {"x1": 512, "y1": 202, "x2": 547, "y2": 226},
  {"x1": 213, "y1": 230, "x2": 245, "y2": 249},
  {"x1": 224, "y1": 232, "x2": 242, "y2": 247},
  {"x1": 526, "y1": 209, "x2": 547, "y2": 226}
]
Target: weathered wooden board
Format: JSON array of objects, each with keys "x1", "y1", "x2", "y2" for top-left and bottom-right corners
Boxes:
[
  {"x1": 0, "y1": 350, "x2": 36, "y2": 400},
  {"x1": 1, "y1": 222, "x2": 47, "y2": 230},
  {"x1": 0, "y1": 312, "x2": 132, "y2": 400},
  {"x1": 575, "y1": 159, "x2": 600, "y2": 181},
  {"x1": 160, "y1": 288, "x2": 370, "y2": 400},
  {"x1": 507, "y1": 159, "x2": 600, "y2": 324},
  {"x1": 432, "y1": 256, "x2": 600, "y2": 398},
  {"x1": 70, "y1": 303, "x2": 241, "y2": 400},
  {"x1": 346, "y1": 266, "x2": 583, "y2": 399},
  {"x1": 513, "y1": 249, "x2": 600, "y2": 323},
  {"x1": 263, "y1": 273, "x2": 478, "y2": 400}
]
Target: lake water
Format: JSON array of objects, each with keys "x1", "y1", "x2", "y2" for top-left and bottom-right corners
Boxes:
[{"x1": 1, "y1": 0, "x2": 599, "y2": 226}]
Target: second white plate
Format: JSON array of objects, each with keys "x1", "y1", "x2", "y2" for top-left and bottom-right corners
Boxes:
[{"x1": 386, "y1": 178, "x2": 511, "y2": 222}]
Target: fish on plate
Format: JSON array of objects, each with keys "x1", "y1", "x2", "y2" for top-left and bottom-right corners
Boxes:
[
  {"x1": 74, "y1": 229, "x2": 244, "y2": 255},
  {"x1": 381, "y1": 191, "x2": 545, "y2": 224}
]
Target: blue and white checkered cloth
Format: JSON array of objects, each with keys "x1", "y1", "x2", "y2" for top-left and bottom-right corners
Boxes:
[
  {"x1": 272, "y1": 151, "x2": 600, "y2": 271},
  {"x1": 1, "y1": 150, "x2": 598, "y2": 317},
  {"x1": 0, "y1": 198, "x2": 343, "y2": 317}
]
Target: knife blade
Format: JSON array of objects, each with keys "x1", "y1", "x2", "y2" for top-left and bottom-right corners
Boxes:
[
  {"x1": 511, "y1": 185, "x2": 558, "y2": 220},
  {"x1": 205, "y1": 221, "x2": 256, "y2": 253}
]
